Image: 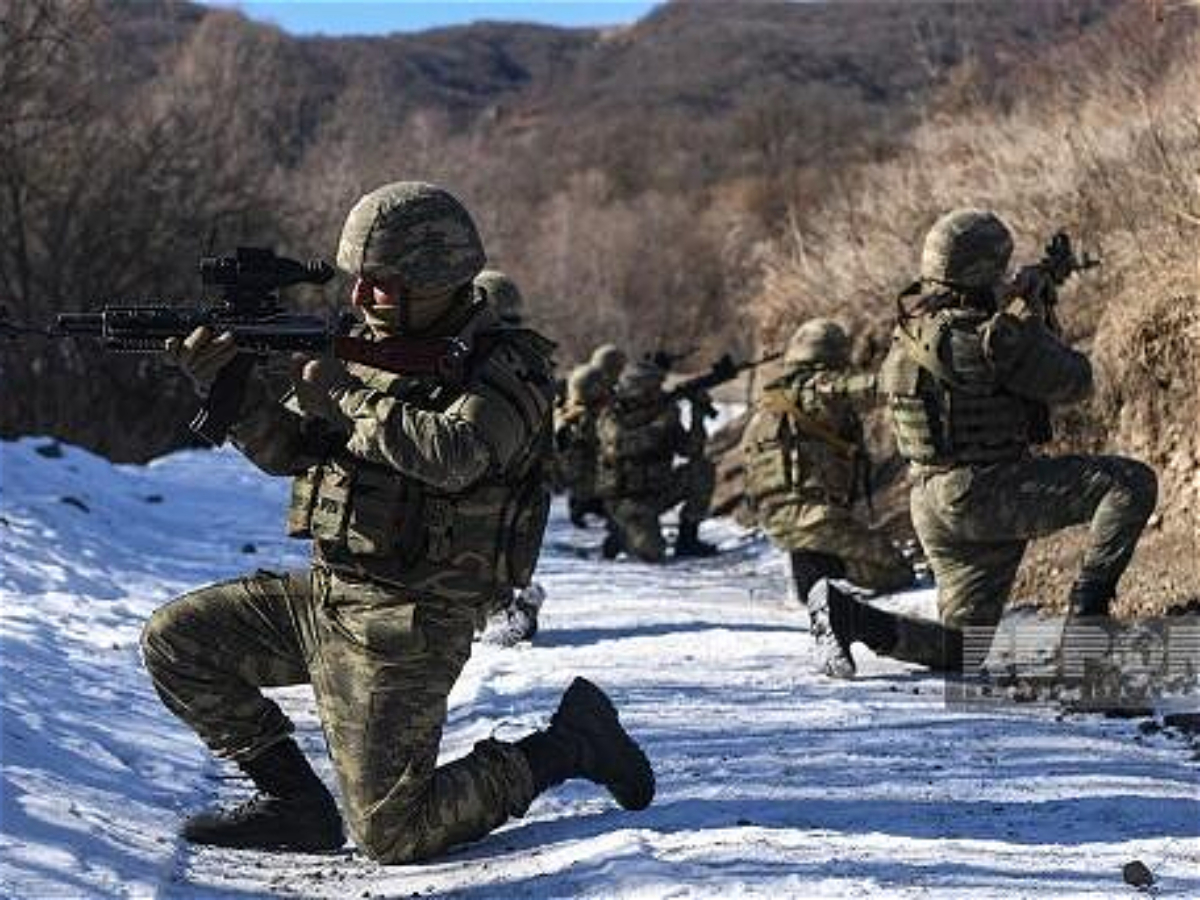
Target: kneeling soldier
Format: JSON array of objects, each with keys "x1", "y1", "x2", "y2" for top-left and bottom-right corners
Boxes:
[{"x1": 142, "y1": 181, "x2": 654, "y2": 862}]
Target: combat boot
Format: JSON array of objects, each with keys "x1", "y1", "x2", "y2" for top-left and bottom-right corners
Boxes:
[
  {"x1": 1067, "y1": 579, "x2": 1115, "y2": 618},
  {"x1": 673, "y1": 520, "x2": 717, "y2": 559},
  {"x1": 601, "y1": 527, "x2": 623, "y2": 560},
  {"x1": 517, "y1": 677, "x2": 655, "y2": 811},
  {"x1": 181, "y1": 739, "x2": 344, "y2": 852},
  {"x1": 482, "y1": 583, "x2": 546, "y2": 647},
  {"x1": 807, "y1": 579, "x2": 857, "y2": 679}
]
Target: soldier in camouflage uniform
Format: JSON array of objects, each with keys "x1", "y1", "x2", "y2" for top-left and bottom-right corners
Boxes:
[
  {"x1": 741, "y1": 319, "x2": 914, "y2": 603},
  {"x1": 556, "y1": 364, "x2": 611, "y2": 527},
  {"x1": 590, "y1": 343, "x2": 627, "y2": 395},
  {"x1": 809, "y1": 208, "x2": 1157, "y2": 677},
  {"x1": 142, "y1": 182, "x2": 654, "y2": 861},
  {"x1": 467, "y1": 267, "x2": 552, "y2": 647},
  {"x1": 474, "y1": 267, "x2": 524, "y2": 327},
  {"x1": 596, "y1": 360, "x2": 717, "y2": 562}
]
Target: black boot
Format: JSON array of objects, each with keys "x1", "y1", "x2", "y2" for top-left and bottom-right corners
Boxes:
[
  {"x1": 517, "y1": 677, "x2": 655, "y2": 811},
  {"x1": 809, "y1": 579, "x2": 963, "y2": 675},
  {"x1": 483, "y1": 583, "x2": 545, "y2": 647},
  {"x1": 807, "y1": 580, "x2": 858, "y2": 678},
  {"x1": 182, "y1": 739, "x2": 344, "y2": 852},
  {"x1": 673, "y1": 520, "x2": 717, "y2": 559},
  {"x1": 789, "y1": 551, "x2": 846, "y2": 606},
  {"x1": 1067, "y1": 579, "x2": 1115, "y2": 618},
  {"x1": 601, "y1": 527, "x2": 623, "y2": 560}
]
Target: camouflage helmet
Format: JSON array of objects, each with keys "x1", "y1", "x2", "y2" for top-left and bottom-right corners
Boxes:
[
  {"x1": 785, "y1": 318, "x2": 850, "y2": 368},
  {"x1": 337, "y1": 181, "x2": 486, "y2": 293},
  {"x1": 474, "y1": 268, "x2": 523, "y2": 324},
  {"x1": 617, "y1": 360, "x2": 665, "y2": 398},
  {"x1": 920, "y1": 208, "x2": 1013, "y2": 289},
  {"x1": 590, "y1": 343, "x2": 627, "y2": 383},
  {"x1": 567, "y1": 364, "x2": 607, "y2": 405}
]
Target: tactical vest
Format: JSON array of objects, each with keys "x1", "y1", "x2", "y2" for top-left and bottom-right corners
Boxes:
[
  {"x1": 287, "y1": 325, "x2": 555, "y2": 601},
  {"x1": 743, "y1": 370, "x2": 861, "y2": 515},
  {"x1": 596, "y1": 397, "x2": 679, "y2": 498},
  {"x1": 878, "y1": 303, "x2": 1038, "y2": 467}
]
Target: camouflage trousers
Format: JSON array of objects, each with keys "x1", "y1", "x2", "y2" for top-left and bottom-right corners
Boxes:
[
  {"x1": 911, "y1": 454, "x2": 1157, "y2": 628},
  {"x1": 607, "y1": 457, "x2": 715, "y2": 562},
  {"x1": 758, "y1": 501, "x2": 913, "y2": 596},
  {"x1": 140, "y1": 566, "x2": 536, "y2": 864}
]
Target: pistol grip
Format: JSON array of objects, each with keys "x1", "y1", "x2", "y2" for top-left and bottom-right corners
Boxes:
[{"x1": 190, "y1": 353, "x2": 256, "y2": 445}]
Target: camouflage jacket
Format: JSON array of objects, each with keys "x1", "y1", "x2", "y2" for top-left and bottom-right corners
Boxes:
[
  {"x1": 230, "y1": 305, "x2": 557, "y2": 605},
  {"x1": 595, "y1": 394, "x2": 698, "y2": 499},
  {"x1": 553, "y1": 401, "x2": 603, "y2": 499}
]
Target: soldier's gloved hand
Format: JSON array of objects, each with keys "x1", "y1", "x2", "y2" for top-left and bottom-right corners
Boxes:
[
  {"x1": 164, "y1": 327, "x2": 238, "y2": 396},
  {"x1": 290, "y1": 354, "x2": 358, "y2": 429}
]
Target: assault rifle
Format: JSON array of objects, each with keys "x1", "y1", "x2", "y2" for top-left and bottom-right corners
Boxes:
[
  {"x1": 1007, "y1": 231, "x2": 1100, "y2": 334},
  {"x1": 898, "y1": 230, "x2": 1099, "y2": 331},
  {"x1": 53, "y1": 247, "x2": 475, "y2": 445},
  {"x1": 646, "y1": 346, "x2": 696, "y2": 372},
  {"x1": 665, "y1": 351, "x2": 782, "y2": 409}
]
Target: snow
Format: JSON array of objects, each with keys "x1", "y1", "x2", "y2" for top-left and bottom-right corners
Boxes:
[{"x1": 1, "y1": 436, "x2": 1197, "y2": 899}]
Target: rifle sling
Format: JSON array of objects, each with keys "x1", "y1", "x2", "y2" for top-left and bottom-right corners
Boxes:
[{"x1": 759, "y1": 391, "x2": 858, "y2": 460}]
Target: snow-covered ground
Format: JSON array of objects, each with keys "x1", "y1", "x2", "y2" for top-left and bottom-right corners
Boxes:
[{"x1": 1, "y1": 437, "x2": 1197, "y2": 899}]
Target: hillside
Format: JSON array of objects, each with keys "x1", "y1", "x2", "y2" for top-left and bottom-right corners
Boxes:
[
  {"x1": 0, "y1": 0, "x2": 1123, "y2": 461},
  {"x1": 748, "y1": 0, "x2": 1200, "y2": 609}
]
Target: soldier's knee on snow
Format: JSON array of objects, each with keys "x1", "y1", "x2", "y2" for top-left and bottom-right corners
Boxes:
[
  {"x1": 140, "y1": 602, "x2": 184, "y2": 674},
  {"x1": 351, "y1": 817, "x2": 431, "y2": 866}
]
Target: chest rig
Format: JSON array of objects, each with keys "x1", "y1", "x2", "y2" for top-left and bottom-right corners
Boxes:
[
  {"x1": 287, "y1": 324, "x2": 554, "y2": 598},
  {"x1": 878, "y1": 303, "x2": 1037, "y2": 467},
  {"x1": 743, "y1": 371, "x2": 862, "y2": 513}
]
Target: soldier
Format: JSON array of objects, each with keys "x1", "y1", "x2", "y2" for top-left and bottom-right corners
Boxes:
[
  {"x1": 596, "y1": 359, "x2": 717, "y2": 562},
  {"x1": 556, "y1": 363, "x2": 611, "y2": 527},
  {"x1": 809, "y1": 208, "x2": 1157, "y2": 677},
  {"x1": 469, "y1": 267, "x2": 551, "y2": 647},
  {"x1": 474, "y1": 267, "x2": 524, "y2": 326},
  {"x1": 741, "y1": 318, "x2": 914, "y2": 604},
  {"x1": 141, "y1": 182, "x2": 654, "y2": 861},
  {"x1": 590, "y1": 343, "x2": 627, "y2": 394}
]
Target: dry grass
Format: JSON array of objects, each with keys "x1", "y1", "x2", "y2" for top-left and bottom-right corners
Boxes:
[{"x1": 750, "y1": 1, "x2": 1200, "y2": 611}]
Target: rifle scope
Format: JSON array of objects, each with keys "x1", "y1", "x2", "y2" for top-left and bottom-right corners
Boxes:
[{"x1": 199, "y1": 247, "x2": 335, "y2": 292}]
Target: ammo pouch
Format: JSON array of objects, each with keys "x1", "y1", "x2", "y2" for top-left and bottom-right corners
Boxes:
[
  {"x1": 288, "y1": 456, "x2": 425, "y2": 564},
  {"x1": 882, "y1": 319, "x2": 1030, "y2": 466},
  {"x1": 742, "y1": 409, "x2": 798, "y2": 512}
]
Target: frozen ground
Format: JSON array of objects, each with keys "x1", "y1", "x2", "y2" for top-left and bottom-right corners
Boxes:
[{"x1": 1, "y1": 437, "x2": 1197, "y2": 899}]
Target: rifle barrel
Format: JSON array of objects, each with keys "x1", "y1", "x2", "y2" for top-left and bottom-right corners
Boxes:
[{"x1": 55, "y1": 312, "x2": 104, "y2": 335}]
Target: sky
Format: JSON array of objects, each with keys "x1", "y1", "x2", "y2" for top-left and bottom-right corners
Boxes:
[{"x1": 201, "y1": 1, "x2": 661, "y2": 35}]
